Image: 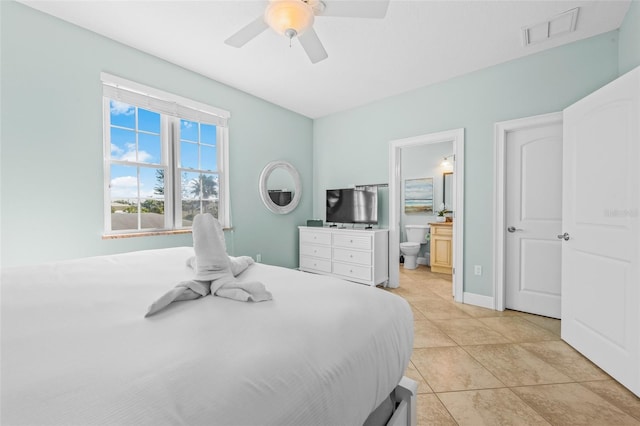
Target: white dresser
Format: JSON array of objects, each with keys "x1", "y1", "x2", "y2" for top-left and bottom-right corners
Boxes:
[{"x1": 298, "y1": 226, "x2": 389, "y2": 286}]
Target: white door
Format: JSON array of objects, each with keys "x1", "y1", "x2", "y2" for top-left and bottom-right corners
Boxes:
[
  {"x1": 562, "y1": 67, "x2": 639, "y2": 396},
  {"x1": 505, "y1": 119, "x2": 563, "y2": 318}
]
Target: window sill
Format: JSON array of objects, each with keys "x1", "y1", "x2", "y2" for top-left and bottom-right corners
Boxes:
[
  {"x1": 102, "y1": 226, "x2": 233, "y2": 240},
  {"x1": 102, "y1": 229, "x2": 192, "y2": 240}
]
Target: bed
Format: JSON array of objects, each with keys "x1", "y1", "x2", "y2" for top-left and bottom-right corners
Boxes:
[{"x1": 1, "y1": 246, "x2": 415, "y2": 425}]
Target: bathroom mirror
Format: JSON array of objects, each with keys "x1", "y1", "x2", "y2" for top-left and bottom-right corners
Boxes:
[
  {"x1": 443, "y1": 172, "x2": 453, "y2": 211},
  {"x1": 259, "y1": 160, "x2": 302, "y2": 214}
]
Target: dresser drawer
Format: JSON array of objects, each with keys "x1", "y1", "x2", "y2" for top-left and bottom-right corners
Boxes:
[
  {"x1": 333, "y1": 234, "x2": 372, "y2": 250},
  {"x1": 298, "y1": 226, "x2": 389, "y2": 286},
  {"x1": 300, "y1": 231, "x2": 331, "y2": 246},
  {"x1": 333, "y1": 248, "x2": 372, "y2": 266},
  {"x1": 300, "y1": 244, "x2": 331, "y2": 259},
  {"x1": 333, "y1": 262, "x2": 372, "y2": 281},
  {"x1": 300, "y1": 256, "x2": 332, "y2": 273}
]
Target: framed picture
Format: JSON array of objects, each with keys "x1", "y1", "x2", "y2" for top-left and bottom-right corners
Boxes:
[{"x1": 404, "y1": 177, "x2": 433, "y2": 213}]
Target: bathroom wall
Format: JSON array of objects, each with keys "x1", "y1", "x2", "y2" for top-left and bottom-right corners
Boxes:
[
  {"x1": 401, "y1": 141, "x2": 454, "y2": 232},
  {"x1": 400, "y1": 141, "x2": 453, "y2": 263}
]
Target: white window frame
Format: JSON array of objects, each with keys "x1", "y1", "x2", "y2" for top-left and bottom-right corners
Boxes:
[{"x1": 102, "y1": 73, "x2": 231, "y2": 236}]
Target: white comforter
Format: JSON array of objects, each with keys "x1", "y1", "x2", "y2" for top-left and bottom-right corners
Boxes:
[{"x1": 1, "y1": 247, "x2": 413, "y2": 426}]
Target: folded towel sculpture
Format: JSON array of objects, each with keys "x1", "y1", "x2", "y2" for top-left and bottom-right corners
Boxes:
[
  {"x1": 145, "y1": 213, "x2": 272, "y2": 317},
  {"x1": 186, "y1": 254, "x2": 256, "y2": 278}
]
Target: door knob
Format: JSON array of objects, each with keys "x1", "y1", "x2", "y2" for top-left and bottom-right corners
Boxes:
[
  {"x1": 557, "y1": 232, "x2": 570, "y2": 241},
  {"x1": 507, "y1": 226, "x2": 523, "y2": 233}
]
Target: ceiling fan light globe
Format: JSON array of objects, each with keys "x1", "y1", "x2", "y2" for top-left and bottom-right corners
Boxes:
[{"x1": 265, "y1": 0, "x2": 315, "y2": 36}]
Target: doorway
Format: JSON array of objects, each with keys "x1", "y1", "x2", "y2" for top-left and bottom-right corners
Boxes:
[
  {"x1": 493, "y1": 112, "x2": 563, "y2": 316},
  {"x1": 388, "y1": 129, "x2": 465, "y2": 302}
]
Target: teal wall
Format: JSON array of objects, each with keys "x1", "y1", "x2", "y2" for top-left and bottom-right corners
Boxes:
[
  {"x1": 313, "y1": 32, "x2": 620, "y2": 296},
  {"x1": 2, "y1": 0, "x2": 637, "y2": 297},
  {"x1": 619, "y1": 0, "x2": 640, "y2": 74},
  {"x1": 0, "y1": 2, "x2": 313, "y2": 268}
]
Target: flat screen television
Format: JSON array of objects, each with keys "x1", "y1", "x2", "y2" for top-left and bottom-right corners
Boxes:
[{"x1": 326, "y1": 188, "x2": 378, "y2": 225}]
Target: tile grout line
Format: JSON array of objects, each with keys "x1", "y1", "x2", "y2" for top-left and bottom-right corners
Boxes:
[{"x1": 395, "y1": 265, "x2": 640, "y2": 424}]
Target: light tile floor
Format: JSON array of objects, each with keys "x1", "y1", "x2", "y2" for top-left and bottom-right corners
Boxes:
[{"x1": 385, "y1": 264, "x2": 640, "y2": 426}]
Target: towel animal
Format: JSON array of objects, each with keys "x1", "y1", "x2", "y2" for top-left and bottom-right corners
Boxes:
[
  {"x1": 186, "y1": 255, "x2": 255, "y2": 278},
  {"x1": 145, "y1": 214, "x2": 271, "y2": 317}
]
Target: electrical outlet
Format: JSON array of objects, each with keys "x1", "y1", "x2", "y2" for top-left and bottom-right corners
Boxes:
[
  {"x1": 256, "y1": 254, "x2": 262, "y2": 263},
  {"x1": 474, "y1": 265, "x2": 482, "y2": 276}
]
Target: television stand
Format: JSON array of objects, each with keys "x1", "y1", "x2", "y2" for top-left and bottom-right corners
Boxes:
[{"x1": 298, "y1": 226, "x2": 389, "y2": 287}]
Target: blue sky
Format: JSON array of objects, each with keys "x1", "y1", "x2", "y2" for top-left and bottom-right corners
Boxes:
[{"x1": 109, "y1": 100, "x2": 217, "y2": 201}]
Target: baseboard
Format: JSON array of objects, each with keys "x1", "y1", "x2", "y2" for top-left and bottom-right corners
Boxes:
[
  {"x1": 417, "y1": 256, "x2": 429, "y2": 266},
  {"x1": 463, "y1": 292, "x2": 495, "y2": 309}
]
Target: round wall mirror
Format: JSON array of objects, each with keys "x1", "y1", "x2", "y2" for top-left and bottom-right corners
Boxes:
[{"x1": 259, "y1": 160, "x2": 302, "y2": 214}]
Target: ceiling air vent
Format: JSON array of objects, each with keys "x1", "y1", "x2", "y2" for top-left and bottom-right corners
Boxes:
[{"x1": 522, "y1": 7, "x2": 579, "y2": 46}]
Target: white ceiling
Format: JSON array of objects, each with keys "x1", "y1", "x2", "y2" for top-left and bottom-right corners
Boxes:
[{"x1": 20, "y1": 0, "x2": 631, "y2": 118}]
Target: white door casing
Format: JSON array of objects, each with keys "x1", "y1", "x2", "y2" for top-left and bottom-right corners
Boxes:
[
  {"x1": 505, "y1": 119, "x2": 563, "y2": 318},
  {"x1": 562, "y1": 67, "x2": 639, "y2": 396},
  {"x1": 388, "y1": 129, "x2": 464, "y2": 303},
  {"x1": 494, "y1": 112, "x2": 563, "y2": 314}
]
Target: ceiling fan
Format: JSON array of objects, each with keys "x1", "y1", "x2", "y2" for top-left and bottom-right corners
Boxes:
[{"x1": 224, "y1": 0, "x2": 390, "y2": 64}]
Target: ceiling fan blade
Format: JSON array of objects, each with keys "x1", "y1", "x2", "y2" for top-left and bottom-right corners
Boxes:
[
  {"x1": 224, "y1": 16, "x2": 269, "y2": 48},
  {"x1": 320, "y1": 0, "x2": 390, "y2": 19},
  {"x1": 298, "y1": 28, "x2": 328, "y2": 64}
]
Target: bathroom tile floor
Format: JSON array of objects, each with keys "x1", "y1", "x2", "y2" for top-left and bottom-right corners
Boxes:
[{"x1": 385, "y1": 264, "x2": 640, "y2": 426}]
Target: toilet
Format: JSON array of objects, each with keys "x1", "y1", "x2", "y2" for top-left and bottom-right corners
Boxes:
[{"x1": 400, "y1": 225, "x2": 430, "y2": 269}]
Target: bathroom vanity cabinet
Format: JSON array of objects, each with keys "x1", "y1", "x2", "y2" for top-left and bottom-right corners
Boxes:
[
  {"x1": 298, "y1": 226, "x2": 389, "y2": 286},
  {"x1": 429, "y1": 222, "x2": 453, "y2": 274}
]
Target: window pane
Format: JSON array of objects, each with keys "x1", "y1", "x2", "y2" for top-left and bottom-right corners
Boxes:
[
  {"x1": 110, "y1": 100, "x2": 135, "y2": 129},
  {"x1": 181, "y1": 141, "x2": 198, "y2": 169},
  {"x1": 138, "y1": 166, "x2": 161, "y2": 200},
  {"x1": 138, "y1": 108, "x2": 160, "y2": 134},
  {"x1": 201, "y1": 124, "x2": 216, "y2": 145},
  {"x1": 109, "y1": 165, "x2": 165, "y2": 231},
  {"x1": 151, "y1": 168, "x2": 165, "y2": 197},
  {"x1": 181, "y1": 120, "x2": 198, "y2": 142},
  {"x1": 200, "y1": 145, "x2": 217, "y2": 171},
  {"x1": 110, "y1": 164, "x2": 139, "y2": 231},
  {"x1": 196, "y1": 173, "x2": 218, "y2": 200},
  {"x1": 139, "y1": 167, "x2": 164, "y2": 229},
  {"x1": 138, "y1": 133, "x2": 161, "y2": 164},
  {"x1": 180, "y1": 172, "x2": 218, "y2": 226},
  {"x1": 110, "y1": 127, "x2": 136, "y2": 161},
  {"x1": 110, "y1": 164, "x2": 138, "y2": 199},
  {"x1": 181, "y1": 171, "x2": 199, "y2": 227},
  {"x1": 202, "y1": 200, "x2": 219, "y2": 218}
]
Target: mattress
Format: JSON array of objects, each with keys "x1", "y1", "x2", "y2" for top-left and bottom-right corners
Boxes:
[{"x1": 1, "y1": 247, "x2": 413, "y2": 425}]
